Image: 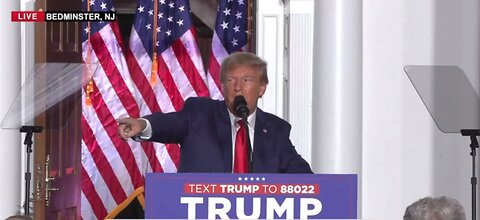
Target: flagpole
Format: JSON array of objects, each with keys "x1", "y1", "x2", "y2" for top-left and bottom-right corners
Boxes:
[
  {"x1": 247, "y1": 0, "x2": 256, "y2": 53},
  {"x1": 151, "y1": 0, "x2": 159, "y2": 85},
  {"x1": 85, "y1": 2, "x2": 93, "y2": 106}
]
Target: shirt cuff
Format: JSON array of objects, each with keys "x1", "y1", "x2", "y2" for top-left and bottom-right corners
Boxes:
[{"x1": 132, "y1": 118, "x2": 152, "y2": 141}]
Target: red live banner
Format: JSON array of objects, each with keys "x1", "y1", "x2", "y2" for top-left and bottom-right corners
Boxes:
[
  {"x1": 11, "y1": 11, "x2": 116, "y2": 22},
  {"x1": 11, "y1": 11, "x2": 45, "y2": 22}
]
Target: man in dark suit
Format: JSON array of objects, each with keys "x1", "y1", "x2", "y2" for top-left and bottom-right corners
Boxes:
[{"x1": 118, "y1": 52, "x2": 312, "y2": 173}]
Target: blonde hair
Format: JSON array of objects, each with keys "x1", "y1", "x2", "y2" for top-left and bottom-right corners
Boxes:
[{"x1": 220, "y1": 52, "x2": 268, "y2": 84}]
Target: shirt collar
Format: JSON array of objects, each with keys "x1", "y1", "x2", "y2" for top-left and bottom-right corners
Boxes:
[{"x1": 228, "y1": 108, "x2": 256, "y2": 129}]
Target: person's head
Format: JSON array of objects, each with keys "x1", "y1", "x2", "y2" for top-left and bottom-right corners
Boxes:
[
  {"x1": 403, "y1": 196, "x2": 466, "y2": 220},
  {"x1": 220, "y1": 52, "x2": 268, "y2": 116}
]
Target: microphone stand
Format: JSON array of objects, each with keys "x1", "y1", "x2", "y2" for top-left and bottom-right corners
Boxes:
[
  {"x1": 461, "y1": 129, "x2": 479, "y2": 220},
  {"x1": 19, "y1": 126, "x2": 43, "y2": 217}
]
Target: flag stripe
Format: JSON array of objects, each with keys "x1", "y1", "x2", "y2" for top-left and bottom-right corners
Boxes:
[
  {"x1": 128, "y1": 29, "x2": 176, "y2": 113},
  {"x1": 89, "y1": 81, "x2": 144, "y2": 190},
  {"x1": 81, "y1": 140, "x2": 118, "y2": 213},
  {"x1": 89, "y1": 33, "x2": 140, "y2": 118},
  {"x1": 125, "y1": 46, "x2": 162, "y2": 113},
  {"x1": 171, "y1": 37, "x2": 210, "y2": 98},
  {"x1": 181, "y1": 30, "x2": 205, "y2": 75},
  {"x1": 208, "y1": 50, "x2": 222, "y2": 94},
  {"x1": 81, "y1": 115, "x2": 127, "y2": 204},
  {"x1": 80, "y1": 191, "x2": 98, "y2": 220},
  {"x1": 81, "y1": 166, "x2": 109, "y2": 219},
  {"x1": 156, "y1": 52, "x2": 185, "y2": 111}
]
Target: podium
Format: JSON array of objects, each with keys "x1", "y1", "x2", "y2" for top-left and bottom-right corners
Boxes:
[{"x1": 145, "y1": 173, "x2": 357, "y2": 219}]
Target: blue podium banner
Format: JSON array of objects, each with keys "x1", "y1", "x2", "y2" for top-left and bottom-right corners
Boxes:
[{"x1": 145, "y1": 173, "x2": 357, "y2": 219}]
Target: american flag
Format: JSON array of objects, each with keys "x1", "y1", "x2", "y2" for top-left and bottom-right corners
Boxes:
[
  {"x1": 81, "y1": 0, "x2": 211, "y2": 218},
  {"x1": 207, "y1": 0, "x2": 251, "y2": 100},
  {"x1": 81, "y1": 0, "x2": 147, "y2": 219}
]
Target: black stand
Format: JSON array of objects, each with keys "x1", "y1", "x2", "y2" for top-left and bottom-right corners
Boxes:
[
  {"x1": 19, "y1": 126, "x2": 43, "y2": 217},
  {"x1": 461, "y1": 129, "x2": 479, "y2": 220}
]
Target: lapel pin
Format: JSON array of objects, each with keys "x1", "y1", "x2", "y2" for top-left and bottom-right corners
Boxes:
[{"x1": 263, "y1": 128, "x2": 267, "y2": 134}]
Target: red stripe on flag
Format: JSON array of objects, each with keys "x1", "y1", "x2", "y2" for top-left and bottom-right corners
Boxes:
[
  {"x1": 89, "y1": 81, "x2": 144, "y2": 189},
  {"x1": 125, "y1": 48, "x2": 162, "y2": 113},
  {"x1": 110, "y1": 22, "x2": 128, "y2": 58},
  {"x1": 156, "y1": 55, "x2": 185, "y2": 111},
  {"x1": 208, "y1": 51, "x2": 223, "y2": 95},
  {"x1": 89, "y1": 33, "x2": 140, "y2": 117},
  {"x1": 81, "y1": 166, "x2": 109, "y2": 219},
  {"x1": 172, "y1": 38, "x2": 210, "y2": 98},
  {"x1": 81, "y1": 116, "x2": 127, "y2": 204},
  {"x1": 142, "y1": 142, "x2": 163, "y2": 172},
  {"x1": 165, "y1": 143, "x2": 180, "y2": 168}
]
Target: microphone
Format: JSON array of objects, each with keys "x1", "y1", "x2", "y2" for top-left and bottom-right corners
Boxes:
[{"x1": 233, "y1": 95, "x2": 250, "y2": 119}]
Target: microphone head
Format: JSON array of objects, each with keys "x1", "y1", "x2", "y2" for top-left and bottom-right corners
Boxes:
[{"x1": 233, "y1": 95, "x2": 250, "y2": 118}]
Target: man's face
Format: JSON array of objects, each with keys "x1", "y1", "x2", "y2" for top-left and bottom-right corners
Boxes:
[{"x1": 222, "y1": 65, "x2": 267, "y2": 116}]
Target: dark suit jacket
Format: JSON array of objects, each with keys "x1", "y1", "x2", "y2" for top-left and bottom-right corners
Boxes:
[{"x1": 144, "y1": 97, "x2": 313, "y2": 173}]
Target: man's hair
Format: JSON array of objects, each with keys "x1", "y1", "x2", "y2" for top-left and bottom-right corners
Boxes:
[
  {"x1": 220, "y1": 52, "x2": 268, "y2": 84},
  {"x1": 403, "y1": 196, "x2": 466, "y2": 220}
]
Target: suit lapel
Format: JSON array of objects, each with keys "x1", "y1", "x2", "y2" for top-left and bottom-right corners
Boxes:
[
  {"x1": 216, "y1": 101, "x2": 233, "y2": 172},
  {"x1": 252, "y1": 108, "x2": 269, "y2": 172}
]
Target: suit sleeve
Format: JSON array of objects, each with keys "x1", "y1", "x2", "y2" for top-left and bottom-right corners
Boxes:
[
  {"x1": 278, "y1": 123, "x2": 314, "y2": 174},
  {"x1": 142, "y1": 98, "x2": 196, "y2": 144}
]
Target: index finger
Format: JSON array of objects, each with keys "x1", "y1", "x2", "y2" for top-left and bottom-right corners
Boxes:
[{"x1": 116, "y1": 118, "x2": 130, "y2": 124}]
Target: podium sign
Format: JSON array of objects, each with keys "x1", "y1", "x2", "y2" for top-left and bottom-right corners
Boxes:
[{"x1": 145, "y1": 173, "x2": 357, "y2": 219}]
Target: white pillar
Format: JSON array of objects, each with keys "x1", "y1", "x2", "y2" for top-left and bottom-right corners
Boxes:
[
  {"x1": 0, "y1": 1, "x2": 22, "y2": 218},
  {"x1": 311, "y1": 1, "x2": 362, "y2": 174}
]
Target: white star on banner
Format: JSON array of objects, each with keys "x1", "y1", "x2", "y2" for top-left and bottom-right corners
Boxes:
[
  {"x1": 235, "y1": 11, "x2": 242, "y2": 19},
  {"x1": 100, "y1": 2, "x2": 107, "y2": 9},
  {"x1": 220, "y1": 21, "x2": 228, "y2": 29},
  {"x1": 138, "y1": 5, "x2": 144, "y2": 13},
  {"x1": 223, "y1": 8, "x2": 231, "y2": 16},
  {"x1": 231, "y1": 38, "x2": 238, "y2": 46},
  {"x1": 233, "y1": 25, "x2": 240, "y2": 32}
]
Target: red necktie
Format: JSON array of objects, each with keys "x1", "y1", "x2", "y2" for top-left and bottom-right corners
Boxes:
[{"x1": 233, "y1": 121, "x2": 249, "y2": 173}]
